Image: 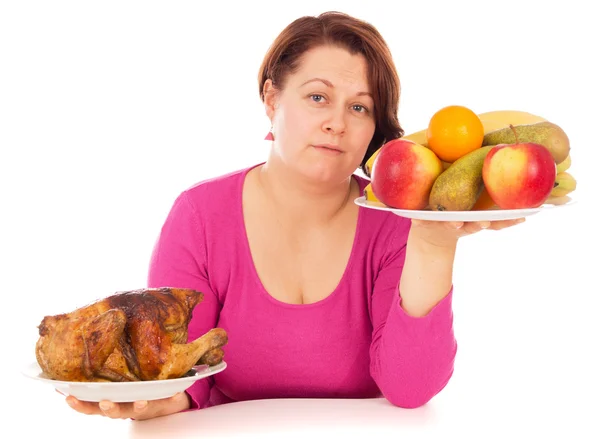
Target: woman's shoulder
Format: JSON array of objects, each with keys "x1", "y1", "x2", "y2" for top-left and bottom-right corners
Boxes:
[
  {"x1": 161, "y1": 163, "x2": 260, "y2": 228},
  {"x1": 179, "y1": 163, "x2": 260, "y2": 206}
]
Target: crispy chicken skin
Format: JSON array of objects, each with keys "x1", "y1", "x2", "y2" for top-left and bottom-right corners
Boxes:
[{"x1": 35, "y1": 287, "x2": 227, "y2": 382}]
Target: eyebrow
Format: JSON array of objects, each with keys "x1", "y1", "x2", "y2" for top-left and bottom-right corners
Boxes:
[{"x1": 300, "y1": 77, "x2": 372, "y2": 98}]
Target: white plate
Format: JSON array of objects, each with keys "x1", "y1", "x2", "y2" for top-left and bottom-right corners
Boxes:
[
  {"x1": 354, "y1": 196, "x2": 575, "y2": 222},
  {"x1": 22, "y1": 361, "x2": 227, "y2": 402}
]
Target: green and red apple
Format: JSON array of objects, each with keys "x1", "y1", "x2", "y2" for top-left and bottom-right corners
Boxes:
[
  {"x1": 482, "y1": 139, "x2": 556, "y2": 209},
  {"x1": 371, "y1": 139, "x2": 443, "y2": 210}
]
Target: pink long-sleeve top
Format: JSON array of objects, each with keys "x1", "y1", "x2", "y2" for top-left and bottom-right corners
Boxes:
[{"x1": 147, "y1": 164, "x2": 457, "y2": 410}]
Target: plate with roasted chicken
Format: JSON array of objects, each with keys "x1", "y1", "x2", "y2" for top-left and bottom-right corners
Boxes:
[
  {"x1": 22, "y1": 361, "x2": 227, "y2": 402},
  {"x1": 24, "y1": 287, "x2": 229, "y2": 402}
]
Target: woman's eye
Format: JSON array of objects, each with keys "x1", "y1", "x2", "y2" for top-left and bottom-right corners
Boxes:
[{"x1": 308, "y1": 94, "x2": 369, "y2": 114}]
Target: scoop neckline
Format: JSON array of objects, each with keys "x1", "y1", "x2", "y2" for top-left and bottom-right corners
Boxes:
[{"x1": 238, "y1": 163, "x2": 366, "y2": 309}]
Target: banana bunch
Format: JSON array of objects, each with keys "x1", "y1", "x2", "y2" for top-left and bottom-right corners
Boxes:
[
  {"x1": 549, "y1": 157, "x2": 577, "y2": 200},
  {"x1": 362, "y1": 110, "x2": 577, "y2": 207},
  {"x1": 364, "y1": 182, "x2": 383, "y2": 204}
]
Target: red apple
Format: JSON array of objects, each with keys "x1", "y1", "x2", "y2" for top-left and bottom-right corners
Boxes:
[
  {"x1": 482, "y1": 141, "x2": 556, "y2": 209},
  {"x1": 371, "y1": 139, "x2": 443, "y2": 210}
]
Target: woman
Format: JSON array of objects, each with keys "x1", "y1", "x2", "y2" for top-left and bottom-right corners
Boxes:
[{"x1": 65, "y1": 11, "x2": 523, "y2": 420}]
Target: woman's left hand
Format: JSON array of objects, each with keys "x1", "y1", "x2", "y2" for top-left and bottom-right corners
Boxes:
[{"x1": 409, "y1": 217, "x2": 526, "y2": 249}]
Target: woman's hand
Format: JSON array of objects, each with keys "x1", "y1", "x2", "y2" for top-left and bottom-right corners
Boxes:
[
  {"x1": 63, "y1": 391, "x2": 191, "y2": 421},
  {"x1": 409, "y1": 217, "x2": 526, "y2": 249}
]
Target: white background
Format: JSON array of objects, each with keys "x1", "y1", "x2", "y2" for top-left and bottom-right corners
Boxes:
[{"x1": 1, "y1": 0, "x2": 599, "y2": 437}]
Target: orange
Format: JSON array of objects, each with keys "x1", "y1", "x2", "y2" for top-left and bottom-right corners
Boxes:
[
  {"x1": 426, "y1": 105, "x2": 484, "y2": 163},
  {"x1": 472, "y1": 186, "x2": 496, "y2": 211}
]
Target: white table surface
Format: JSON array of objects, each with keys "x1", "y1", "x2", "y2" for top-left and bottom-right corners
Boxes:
[
  {"x1": 12, "y1": 371, "x2": 600, "y2": 439},
  {"x1": 127, "y1": 397, "x2": 430, "y2": 438},
  {"x1": 122, "y1": 395, "x2": 595, "y2": 439}
]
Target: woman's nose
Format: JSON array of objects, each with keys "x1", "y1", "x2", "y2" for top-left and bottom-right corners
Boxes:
[{"x1": 322, "y1": 107, "x2": 346, "y2": 135}]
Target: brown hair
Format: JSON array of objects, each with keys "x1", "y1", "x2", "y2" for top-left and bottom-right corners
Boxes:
[{"x1": 258, "y1": 11, "x2": 403, "y2": 175}]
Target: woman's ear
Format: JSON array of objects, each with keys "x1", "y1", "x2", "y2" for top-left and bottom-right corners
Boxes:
[{"x1": 263, "y1": 79, "x2": 278, "y2": 121}]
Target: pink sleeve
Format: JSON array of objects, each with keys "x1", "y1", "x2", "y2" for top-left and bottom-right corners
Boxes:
[
  {"x1": 368, "y1": 230, "x2": 457, "y2": 408},
  {"x1": 147, "y1": 191, "x2": 221, "y2": 410}
]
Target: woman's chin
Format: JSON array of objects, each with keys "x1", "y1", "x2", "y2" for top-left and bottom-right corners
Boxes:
[{"x1": 298, "y1": 162, "x2": 355, "y2": 185}]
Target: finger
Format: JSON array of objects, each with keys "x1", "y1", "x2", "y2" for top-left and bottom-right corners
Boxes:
[
  {"x1": 133, "y1": 400, "x2": 149, "y2": 416},
  {"x1": 446, "y1": 221, "x2": 464, "y2": 229},
  {"x1": 132, "y1": 392, "x2": 191, "y2": 421},
  {"x1": 411, "y1": 219, "x2": 437, "y2": 227},
  {"x1": 460, "y1": 221, "x2": 488, "y2": 234},
  {"x1": 131, "y1": 399, "x2": 164, "y2": 421},
  {"x1": 99, "y1": 400, "x2": 134, "y2": 419},
  {"x1": 478, "y1": 221, "x2": 491, "y2": 229},
  {"x1": 66, "y1": 396, "x2": 103, "y2": 416},
  {"x1": 131, "y1": 396, "x2": 167, "y2": 421},
  {"x1": 489, "y1": 218, "x2": 526, "y2": 230}
]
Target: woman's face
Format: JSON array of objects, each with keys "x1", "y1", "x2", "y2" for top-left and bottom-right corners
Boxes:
[{"x1": 264, "y1": 45, "x2": 376, "y2": 184}]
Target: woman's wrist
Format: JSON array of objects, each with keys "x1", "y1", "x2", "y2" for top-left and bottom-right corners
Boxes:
[{"x1": 399, "y1": 232, "x2": 456, "y2": 317}]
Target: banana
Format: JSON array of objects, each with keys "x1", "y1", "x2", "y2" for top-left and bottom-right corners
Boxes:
[
  {"x1": 364, "y1": 110, "x2": 548, "y2": 177},
  {"x1": 551, "y1": 172, "x2": 577, "y2": 197},
  {"x1": 363, "y1": 182, "x2": 386, "y2": 205},
  {"x1": 556, "y1": 154, "x2": 571, "y2": 173},
  {"x1": 544, "y1": 195, "x2": 573, "y2": 206},
  {"x1": 476, "y1": 110, "x2": 547, "y2": 133}
]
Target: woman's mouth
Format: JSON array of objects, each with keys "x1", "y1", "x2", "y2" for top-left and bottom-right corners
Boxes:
[{"x1": 312, "y1": 144, "x2": 343, "y2": 154}]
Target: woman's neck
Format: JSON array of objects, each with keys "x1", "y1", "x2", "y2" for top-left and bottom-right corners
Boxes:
[{"x1": 256, "y1": 159, "x2": 356, "y2": 227}]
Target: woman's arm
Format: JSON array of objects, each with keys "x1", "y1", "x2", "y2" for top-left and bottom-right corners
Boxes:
[
  {"x1": 370, "y1": 218, "x2": 523, "y2": 408},
  {"x1": 399, "y1": 228, "x2": 457, "y2": 317},
  {"x1": 369, "y1": 223, "x2": 457, "y2": 409},
  {"x1": 147, "y1": 191, "x2": 222, "y2": 410}
]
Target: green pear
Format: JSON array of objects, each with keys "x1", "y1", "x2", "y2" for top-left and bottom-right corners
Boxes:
[
  {"x1": 429, "y1": 146, "x2": 494, "y2": 211},
  {"x1": 482, "y1": 121, "x2": 570, "y2": 164}
]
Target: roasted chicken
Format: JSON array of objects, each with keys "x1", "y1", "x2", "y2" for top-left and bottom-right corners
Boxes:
[{"x1": 35, "y1": 287, "x2": 227, "y2": 382}]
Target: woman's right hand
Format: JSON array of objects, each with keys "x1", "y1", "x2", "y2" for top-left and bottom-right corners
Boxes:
[{"x1": 63, "y1": 391, "x2": 191, "y2": 421}]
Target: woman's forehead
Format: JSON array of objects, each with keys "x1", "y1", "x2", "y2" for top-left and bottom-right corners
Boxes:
[{"x1": 291, "y1": 46, "x2": 370, "y2": 90}]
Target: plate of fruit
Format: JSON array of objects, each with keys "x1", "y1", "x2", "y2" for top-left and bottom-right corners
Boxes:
[{"x1": 357, "y1": 107, "x2": 577, "y2": 222}]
